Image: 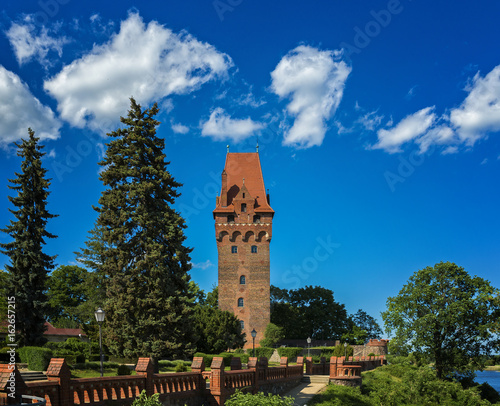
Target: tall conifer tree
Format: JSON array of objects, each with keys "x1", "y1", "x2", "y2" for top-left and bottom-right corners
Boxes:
[
  {"x1": 94, "y1": 98, "x2": 194, "y2": 358},
  {"x1": 1, "y1": 129, "x2": 57, "y2": 346}
]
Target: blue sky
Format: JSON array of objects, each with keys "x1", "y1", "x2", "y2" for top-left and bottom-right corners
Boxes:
[{"x1": 1, "y1": 0, "x2": 499, "y2": 332}]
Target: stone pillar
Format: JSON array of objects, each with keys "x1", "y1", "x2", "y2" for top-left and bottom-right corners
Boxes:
[
  {"x1": 191, "y1": 357, "x2": 206, "y2": 392},
  {"x1": 0, "y1": 363, "x2": 27, "y2": 405},
  {"x1": 305, "y1": 357, "x2": 313, "y2": 375},
  {"x1": 280, "y1": 357, "x2": 288, "y2": 378},
  {"x1": 329, "y1": 356, "x2": 338, "y2": 378},
  {"x1": 296, "y1": 356, "x2": 304, "y2": 376},
  {"x1": 135, "y1": 358, "x2": 154, "y2": 397},
  {"x1": 230, "y1": 357, "x2": 242, "y2": 371},
  {"x1": 209, "y1": 357, "x2": 225, "y2": 405},
  {"x1": 46, "y1": 358, "x2": 71, "y2": 406}
]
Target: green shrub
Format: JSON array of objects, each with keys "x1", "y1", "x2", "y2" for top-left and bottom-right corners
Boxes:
[
  {"x1": 117, "y1": 364, "x2": 131, "y2": 376},
  {"x1": 53, "y1": 350, "x2": 77, "y2": 365},
  {"x1": 235, "y1": 353, "x2": 249, "y2": 364},
  {"x1": 277, "y1": 347, "x2": 303, "y2": 360},
  {"x1": 158, "y1": 360, "x2": 176, "y2": 368},
  {"x1": 108, "y1": 356, "x2": 138, "y2": 364},
  {"x1": 76, "y1": 353, "x2": 86, "y2": 363},
  {"x1": 194, "y1": 352, "x2": 214, "y2": 368},
  {"x1": 18, "y1": 347, "x2": 53, "y2": 371},
  {"x1": 131, "y1": 390, "x2": 161, "y2": 406},
  {"x1": 226, "y1": 390, "x2": 294, "y2": 405},
  {"x1": 233, "y1": 348, "x2": 245, "y2": 354},
  {"x1": 367, "y1": 352, "x2": 376, "y2": 357},
  {"x1": 174, "y1": 363, "x2": 187, "y2": 372},
  {"x1": 249, "y1": 347, "x2": 274, "y2": 360},
  {"x1": 218, "y1": 352, "x2": 234, "y2": 366}
]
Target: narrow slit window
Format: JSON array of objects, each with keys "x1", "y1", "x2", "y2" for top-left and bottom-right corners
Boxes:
[
  {"x1": 240, "y1": 275, "x2": 246, "y2": 284},
  {"x1": 231, "y1": 246, "x2": 237, "y2": 253},
  {"x1": 238, "y1": 298, "x2": 244, "y2": 307},
  {"x1": 251, "y1": 246, "x2": 257, "y2": 253},
  {"x1": 241, "y1": 203, "x2": 247, "y2": 212},
  {"x1": 240, "y1": 320, "x2": 244, "y2": 330}
]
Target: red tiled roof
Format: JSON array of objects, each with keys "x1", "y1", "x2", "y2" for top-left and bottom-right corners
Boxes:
[
  {"x1": 214, "y1": 153, "x2": 274, "y2": 213},
  {"x1": 44, "y1": 321, "x2": 85, "y2": 336}
]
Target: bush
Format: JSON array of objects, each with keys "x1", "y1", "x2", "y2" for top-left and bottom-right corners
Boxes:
[
  {"x1": 131, "y1": 390, "x2": 161, "y2": 406},
  {"x1": 277, "y1": 347, "x2": 303, "y2": 360},
  {"x1": 235, "y1": 353, "x2": 249, "y2": 364},
  {"x1": 174, "y1": 363, "x2": 187, "y2": 372},
  {"x1": 117, "y1": 364, "x2": 131, "y2": 376},
  {"x1": 76, "y1": 353, "x2": 86, "y2": 363},
  {"x1": 218, "y1": 352, "x2": 234, "y2": 366},
  {"x1": 18, "y1": 347, "x2": 53, "y2": 371},
  {"x1": 248, "y1": 347, "x2": 274, "y2": 360},
  {"x1": 194, "y1": 352, "x2": 214, "y2": 368},
  {"x1": 53, "y1": 350, "x2": 77, "y2": 365},
  {"x1": 226, "y1": 390, "x2": 294, "y2": 405}
]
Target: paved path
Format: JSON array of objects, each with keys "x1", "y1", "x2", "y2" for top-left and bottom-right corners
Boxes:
[{"x1": 282, "y1": 381, "x2": 328, "y2": 406}]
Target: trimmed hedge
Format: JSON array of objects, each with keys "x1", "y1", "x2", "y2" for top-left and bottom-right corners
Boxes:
[
  {"x1": 117, "y1": 364, "x2": 131, "y2": 375},
  {"x1": 18, "y1": 347, "x2": 53, "y2": 371},
  {"x1": 277, "y1": 347, "x2": 302, "y2": 360},
  {"x1": 249, "y1": 347, "x2": 274, "y2": 360}
]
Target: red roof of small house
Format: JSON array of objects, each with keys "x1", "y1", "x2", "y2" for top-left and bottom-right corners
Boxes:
[
  {"x1": 0, "y1": 320, "x2": 85, "y2": 337},
  {"x1": 44, "y1": 321, "x2": 86, "y2": 337},
  {"x1": 214, "y1": 152, "x2": 274, "y2": 214}
]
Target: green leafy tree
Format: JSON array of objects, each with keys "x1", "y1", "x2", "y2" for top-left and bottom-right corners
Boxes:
[
  {"x1": 92, "y1": 98, "x2": 194, "y2": 359},
  {"x1": 351, "y1": 309, "x2": 383, "y2": 340},
  {"x1": 382, "y1": 261, "x2": 500, "y2": 380},
  {"x1": 260, "y1": 323, "x2": 285, "y2": 347},
  {"x1": 270, "y1": 285, "x2": 350, "y2": 340},
  {"x1": 0, "y1": 270, "x2": 8, "y2": 335},
  {"x1": 192, "y1": 285, "x2": 245, "y2": 353},
  {"x1": 1, "y1": 129, "x2": 57, "y2": 346},
  {"x1": 226, "y1": 390, "x2": 294, "y2": 406},
  {"x1": 46, "y1": 265, "x2": 90, "y2": 328},
  {"x1": 341, "y1": 325, "x2": 368, "y2": 345}
]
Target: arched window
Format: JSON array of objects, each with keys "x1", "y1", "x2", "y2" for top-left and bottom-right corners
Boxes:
[
  {"x1": 231, "y1": 246, "x2": 237, "y2": 253},
  {"x1": 228, "y1": 215, "x2": 235, "y2": 223},
  {"x1": 237, "y1": 298, "x2": 244, "y2": 307},
  {"x1": 240, "y1": 320, "x2": 244, "y2": 330},
  {"x1": 241, "y1": 203, "x2": 247, "y2": 212},
  {"x1": 253, "y1": 215, "x2": 261, "y2": 223},
  {"x1": 240, "y1": 275, "x2": 246, "y2": 284},
  {"x1": 251, "y1": 245, "x2": 257, "y2": 253}
]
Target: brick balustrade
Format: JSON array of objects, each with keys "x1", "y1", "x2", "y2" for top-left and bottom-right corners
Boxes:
[{"x1": 0, "y1": 355, "x2": 386, "y2": 406}]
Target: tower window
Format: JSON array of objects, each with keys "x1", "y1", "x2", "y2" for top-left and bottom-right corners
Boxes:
[
  {"x1": 241, "y1": 203, "x2": 247, "y2": 212},
  {"x1": 231, "y1": 246, "x2": 238, "y2": 253},
  {"x1": 240, "y1": 275, "x2": 246, "y2": 284},
  {"x1": 251, "y1": 246, "x2": 257, "y2": 253},
  {"x1": 240, "y1": 320, "x2": 244, "y2": 330},
  {"x1": 228, "y1": 215, "x2": 235, "y2": 223},
  {"x1": 253, "y1": 215, "x2": 261, "y2": 223},
  {"x1": 242, "y1": 193, "x2": 245, "y2": 198},
  {"x1": 238, "y1": 298, "x2": 244, "y2": 307}
]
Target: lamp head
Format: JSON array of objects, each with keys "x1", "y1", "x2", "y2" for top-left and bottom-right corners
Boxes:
[
  {"x1": 251, "y1": 329, "x2": 257, "y2": 338},
  {"x1": 95, "y1": 307, "x2": 105, "y2": 323}
]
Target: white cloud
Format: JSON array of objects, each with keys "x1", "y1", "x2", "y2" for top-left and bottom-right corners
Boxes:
[
  {"x1": 371, "y1": 107, "x2": 436, "y2": 153},
  {"x1": 201, "y1": 107, "x2": 264, "y2": 142},
  {"x1": 6, "y1": 20, "x2": 69, "y2": 66},
  {"x1": 357, "y1": 110, "x2": 384, "y2": 131},
  {"x1": 44, "y1": 13, "x2": 232, "y2": 133},
  {"x1": 481, "y1": 158, "x2": 488, "y2": 165},
  {"x1": 270, "y1": 45, "x2": 351, "y2": 148},
  {"x1": 442, "y1": 146, "x2": 459, "y2": 155},
  {"x1": 449, "y1": 65, "x2": 500, "y2": 145},
  {"x1": 171, "y1": 122, "x2": 189, "y2": 134},
  {"x1": 415, "y1": 125, "x2": 456, "y2": 154},
  {"x1": 0, "y1": 66, "x2": 61, "y2": 148},
  {"x1": 190, "y1": 260, "x2": 213, "y2": 270}
]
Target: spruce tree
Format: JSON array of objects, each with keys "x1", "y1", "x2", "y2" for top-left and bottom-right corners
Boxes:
[
  {"x1": 1, "y1": 129, "x2": 57, "y2": 346},
  {"x1": 94, "y1": 98, "x2": 194, "y2": 359}
]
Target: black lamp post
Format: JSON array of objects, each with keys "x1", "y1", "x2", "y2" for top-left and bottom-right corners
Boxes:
[
  {"x1": 251, "y1": 329, "x2": 257, "y2": 357},
  {"x1": 307, "y1": 337, "x2": 311, "y2": 357},
  {"x1": 94, "y1": 307, "x2": 105, "y2": 377}
]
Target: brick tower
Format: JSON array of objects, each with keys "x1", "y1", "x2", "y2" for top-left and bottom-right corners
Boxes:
[{"x1": 213, "y1": 152, "x2": 274, "y2": 347}]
